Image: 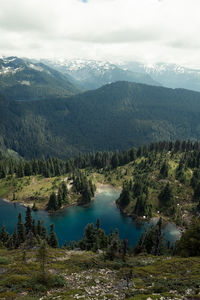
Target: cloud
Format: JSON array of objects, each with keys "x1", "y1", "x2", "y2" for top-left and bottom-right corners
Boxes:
[{"x1": 0, "y1": 0, "x2": 200, "y2": 67}]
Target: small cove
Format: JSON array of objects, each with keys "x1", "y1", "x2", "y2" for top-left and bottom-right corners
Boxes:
[{"x1": 0, "y1": 185, "x2": 181, "y2": 246}]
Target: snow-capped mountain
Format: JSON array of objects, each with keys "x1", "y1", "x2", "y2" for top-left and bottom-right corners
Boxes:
[
  {"x1": 0, "y1": 56, "x2": 79, "y2": 101},
  {"x1": 42, "y1": 58, "x2": 160, "y2": 90},
  {"x1": 121, "y1": 61, "x2": 200, "y2": 92}
]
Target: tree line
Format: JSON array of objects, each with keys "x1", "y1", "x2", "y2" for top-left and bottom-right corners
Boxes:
[{"x1": 2, "y1": 139, "x2": 200, "y2": 180}]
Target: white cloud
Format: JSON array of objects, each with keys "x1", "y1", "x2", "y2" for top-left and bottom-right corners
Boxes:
[{"x1": 0, "y1": 0, "x2": 200, "y2": 67}]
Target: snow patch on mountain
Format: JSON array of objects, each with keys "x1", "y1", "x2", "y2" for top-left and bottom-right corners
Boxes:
[
  {"x1": 0, "y1": 66, "x2": 24, "y2": 75},
  {"x1": 29, "y1": 63, "x2": 44, "y2": 72},
  {"x1": 43, "y1": 58, "x2": 116, "y2": 75},
  {"x1": 19, "y1": 80, "x2": 31, "y2": 86}
]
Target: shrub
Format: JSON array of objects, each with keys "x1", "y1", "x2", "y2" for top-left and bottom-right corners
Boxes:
[{"x1": 0, "y1": 257, "x2": 9, "y2": 265}]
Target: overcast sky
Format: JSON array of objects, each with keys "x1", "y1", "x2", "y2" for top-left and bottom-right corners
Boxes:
[{"x1": 0, "y1": 0, "x2": 200, "y2": 67}]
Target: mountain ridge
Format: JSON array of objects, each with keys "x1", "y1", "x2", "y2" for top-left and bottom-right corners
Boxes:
[
  {"x1": 42, "y1": 58, "x2": 160, "y2": 90},
  {"x1": 122, "y1": 61, "x2": 200, "y2": 92},
  {"x1": 2, "y1": 80, "x2": 200, "y2": 158},
  {"x1": 0, "y1": 56, "x2": 80, "y2": 101}
]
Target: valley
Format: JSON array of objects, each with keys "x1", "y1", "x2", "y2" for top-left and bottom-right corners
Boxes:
[{"x1": 1, "y1": 0, "x2": 200, "y2": 298}]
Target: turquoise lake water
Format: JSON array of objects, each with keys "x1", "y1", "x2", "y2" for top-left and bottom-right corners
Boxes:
[{"x1": 0, "y1": 185, "x2": 181, "y2": 247}]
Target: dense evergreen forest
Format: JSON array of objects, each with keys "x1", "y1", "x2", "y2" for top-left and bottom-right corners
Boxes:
[
  {"x1": 1, "y1": 139, "x2": 200, "y2": 221},
  {"x1": 2, "y1": 81, "x2": 200, "y2": 158}
]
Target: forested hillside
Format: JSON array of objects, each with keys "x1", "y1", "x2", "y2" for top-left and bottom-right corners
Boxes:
[
  {"x1": 0, "y1": 57, "x2": 79, "y2": 101},
  {"x1": 0, "y1": 140, "x2": 200, "y2": 225},
  {"x1": 2, "y1": 81, "x2": 200, "y2": 158}
]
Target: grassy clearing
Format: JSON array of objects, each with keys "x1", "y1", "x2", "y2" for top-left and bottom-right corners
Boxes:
[{"x1": 0, "y1": 175, "x2": 81, "y2": 209}]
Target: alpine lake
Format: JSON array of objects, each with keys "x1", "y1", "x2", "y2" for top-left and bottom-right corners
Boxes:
[{"x1": 0, "y1": 185, "x2": 181, "y2": 247}]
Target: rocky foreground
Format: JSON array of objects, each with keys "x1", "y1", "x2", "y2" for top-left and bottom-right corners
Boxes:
[{"x1": 0, "y1": 248, "x2": 199, "y2": 300}]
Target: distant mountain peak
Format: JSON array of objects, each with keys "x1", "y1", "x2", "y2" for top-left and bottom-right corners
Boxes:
[
  {"x1": 42, "y1": 58, "x2": 160, "y2": 90},
  {"x1": 122, "y1": 61, "x2": 200, "y2": 92}
]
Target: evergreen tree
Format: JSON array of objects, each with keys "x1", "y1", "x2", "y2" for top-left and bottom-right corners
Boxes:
[
  {"x1": 25, "y1": 207, "x2": 32, "y2": 234},
  {"x1": 24, "y1": 162, "x2": 32, "y2": 176},
  {"x1": 0, "y1": 224, "x2": 9, "y2": 245},
  {"x1": 197, "y1": 201, "x2": 200, "y2": 214},
  {"x1": 193, "y1": 182, "x2": 200, "y2": 201},
  {"x1": 57, "y1": 188, "x2": 63, "y2": 209},
  {"x1": 41, "y1": 226, "x2": 48, "y2": 241},
  {"x1": 175, "y1": 219, "x2": 200, "y2": 257},
  {"x1": 17, "y1": 163, "x2": 24, "y2": 178},
  {"x1": 135, "y1": 219, "x2": 166, "y2": 255},
  {"x1": 81, "y1": 223, "x2": 96, "y2": 250},
  {"x1": 12, "y1": 228, "x2": 17, "y2": 248},
  {"x1": 47, "y1": 192, "x2": 58, "y2": 210},
  {"x1": 37, "y1": 240, "x2": 48, "y2": 282},
  {"x1": 32, "y1": 202, "x2": 38, "y2": 211},
  {"x1": 61, "y1": 181, "x2": 68, "y2": 202},
  {"x1": 96, "y1": 218, "x2": 100, "y2": 230},
  {"x1": 160, "y1": 161, "x2": 169, "y2": 178},
  {"x1": 158, "y1": 183, "x2": 174, "y2": 208},
  {"x1": 37, "y1": 220, "x2": 42, "y2": 236},
  {"x1": 17, "y1": 213, "x2": 25, "y2": 245},
  {"x1": 32, "y1": 219, "x2": 37, "y2": 236},
  {"x1": 48, "y1": 224, "x2": 59, "y2": 248}
]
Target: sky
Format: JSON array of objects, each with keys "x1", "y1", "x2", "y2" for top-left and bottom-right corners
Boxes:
[{"x1": 0, "y1": 0, "x2": 200, "y2": 67}]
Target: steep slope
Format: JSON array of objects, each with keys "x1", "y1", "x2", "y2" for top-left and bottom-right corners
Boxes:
[
  {"x1": 2, "y1": 81, "x2": 200, "y2": 158},
  {"x1": 42, "y1": 58, "x2": 160, "y2": 90},
  {"x1": 0, "y1": 56, "x2": 79, "y2": 100},
  {"x1": 123, "y1": 61, "x2": 200, "y2": 92}
]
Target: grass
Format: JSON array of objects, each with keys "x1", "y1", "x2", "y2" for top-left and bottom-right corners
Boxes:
[
  {"x1": 0, "y1": 247, "x2": 199, "y2": 299},
  {"x1": 0, "y1": 175, "x2": 81, "y2": 210}
]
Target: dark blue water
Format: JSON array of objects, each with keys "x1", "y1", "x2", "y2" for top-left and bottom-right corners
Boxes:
[{"x1": 0, "y1": 186, "x2": 181, "y2": 247}]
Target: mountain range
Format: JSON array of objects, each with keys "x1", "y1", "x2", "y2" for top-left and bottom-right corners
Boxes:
[
  {"x1": 2, "y1": 80, "x2": 200, "y2": 159},
  {"x1": 0, "y1": 56, "x2": 79, "y2": 101},
  {"x1": 42, "y1": 58, "x2": 160, "y2": 90},
  {"x1": 122, "y1": 61, "x2": 200, "y2": 92}
]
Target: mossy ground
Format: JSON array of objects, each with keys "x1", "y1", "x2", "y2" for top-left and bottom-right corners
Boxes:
[{"x1": 0, "y1": 247, "x2": 199, "y2": 299}]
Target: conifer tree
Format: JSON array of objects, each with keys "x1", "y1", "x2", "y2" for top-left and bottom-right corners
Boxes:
[
  {"x1": 57, "y1": 188, "x2": 62, "y2": 209},
  {"x1": 32, "y1": 219, "x2": 37, "y2": 236},
  {"x1": 17, "y1": 213, "x2": 25, "y2": 245},
  {"x1": 12, "y1": 228, "x2": 17, "y2": 248},
  {"x1": 37, "y1": 240, "x2": 48, "y2": 282},
  {"x1": 37, "y1": 220, "x2": 42, "y2": 236},
  {"x1": 61, "y1": 181, "x2": 68, "y2": 202},
  {"x1": 160, "y1": 161, "x2": 169, "y2": 178},
  {"x1": 48, "y1": 224, "x2": 59, "y2": 248},
  {"x1": 0, "y1": 224, "x2": 9, "y2": 245},
  {"x1": 158, "y1": 183, "x2": 174, "y2": 208},
  {"x1": 25, "y1": 207, "x2": 32, "y2": 234},
  {"x1": 96, "y1": 217, "x2": 100, "y2": 230},
  {"x1": 47, "y1": 192, "x2": 57, "y2": 210},
  {"x1": 41, "y1": 226, "x2": 48, "y2": 241}
]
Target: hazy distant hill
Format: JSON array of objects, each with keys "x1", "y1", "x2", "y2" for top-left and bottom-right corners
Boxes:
[
  {"x1": 42, "y1": 58, "x2": 160, "y2": 90},
  {"x1": 122, "y1": 61, "x2": 200, "y2": 92},
  {"x1": 0, "y1": 56, "x2": 79, "y2": 101},
  {"x1": 1, "y1": 81, "x2": 200, "y2": 158}
]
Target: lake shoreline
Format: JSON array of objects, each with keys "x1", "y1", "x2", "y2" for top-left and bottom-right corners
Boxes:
[{"x1": 1, "y1": 183, "x2": 121, "y2": 212}]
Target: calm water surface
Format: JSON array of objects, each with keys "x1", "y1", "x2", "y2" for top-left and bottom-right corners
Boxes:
[{"x1": 0, "y1": 186, "x2": 181, "y2": 246}]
